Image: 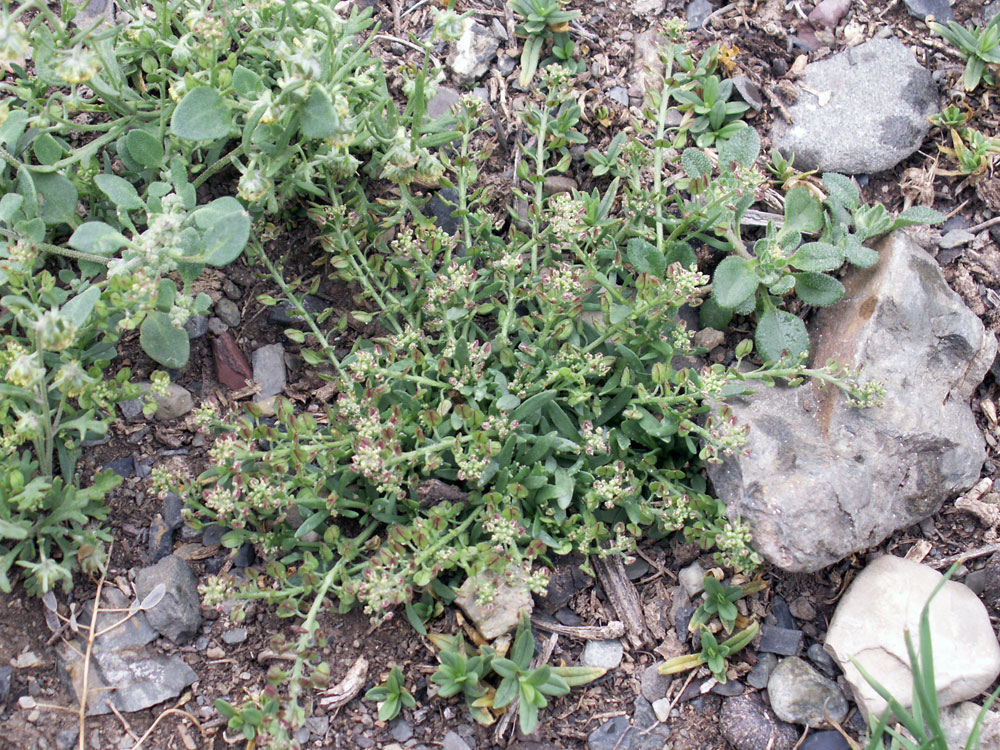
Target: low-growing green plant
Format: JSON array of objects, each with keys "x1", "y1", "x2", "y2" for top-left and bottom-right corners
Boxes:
[
  {"x1": 584, "y1": 131, "x2": 628, "y2": 178},
  {"x1": 365, "y1": 665, "x2": 416, "y2": 722},
  {"x1": 700, "y1": 166, "x2": 945, "y2": 362},
  {"x1": 429, "y1": 615, "x2": 604, "y2": 733},
  {"x1": 928, "y1": 14, "x2": 1000, "y2": 91},
  {"x1": 659, "y1": 621, "x2": 759, "y2": 684},
  {"x1": 852, "y1": 564, "x2": 1000, "y2": 750},
  {"x1": 687, "y1": 573, "x2": 765, "y2": 635},
  {"x1": 672, "y1": 73, "x2": 751, "y2": 148},
  {"x1": 509, "y1": 0, "x2": 581, "y2": 86},
  {"x1": 938, "y1": 126, "x2": 1000, "y2": 176}
]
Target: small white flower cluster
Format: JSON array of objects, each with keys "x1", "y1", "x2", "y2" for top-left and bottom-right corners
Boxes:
[
  {"x1": 479, "y1": 413, "x2": 519, "y2": 441},
  {"x1": 714, "y1": 518, "x2": 762, "y2": 572},
  {"x1": 587, "y1": 461, "x2": 637, "y2": 510},
  {"x1": 483, "y1": 511, "x2": 522, "y2": 548},
  {"x1": 424, "y1": 262, "x2": 478, "y2": 313},
  {"x1": 538, "y1": 263, "x2": 587, "y2": 311},
  {"x1": 452, "y1": 440, "x2": 491, "y2": 484},
  {"x1": 580, "y1": 420, "x2": 609, "y2": 456},
  {"x1": 698, "y1": 405, "x2": 751, "y2": 463},
  {"x1": 204, "y1": 485, "x2": 239, "y2": 516},
  {"x1": 4, "y1": 344, "x2": 42, "y2": 389},
  {"x1": 547, "y1": 194, "x2": 585, "y2": 244},
  {"x1": 53, "y1": 360, "x2": 96, "y2": 398},
  {"x1": 491, "y1": 250, "x2": 525, "y2": 278}
]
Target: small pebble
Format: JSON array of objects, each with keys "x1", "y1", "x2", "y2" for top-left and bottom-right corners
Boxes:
[
  {"x1": 215, "y1": 298, "x2": 241, "y2": 327},
  {"x1": 206, "y1": 646, "x2": 226, "y2": 659},
  {"x1": 208, "y1": 316, "x2": 229, "y2": 335},
  {"x1": 747, "y1": 652, "x2": 777, "y2": 689},
  {"x1": 758, "y1": 625, "x2": 803, "y2": 656},
  {"x1": 222, "y1": 627, "x2": 248, "y2": 645},
  {"x1": 806, "y1": 643, "x2": 837, "y2": 677},
  {"x1": 641, "y1": 664, "x2": 672, "y2": 703},
  {"x1": 581, "y1": 639, "x2": 624, "y2": 670},
  {"x1": 678, "y1": 562, "x2": 707, "y2": 598},
  {"x1": 788, "y1": 596, "x2": 816, "y2": 622},
  {"x1": 222, "y1": 279, "x2": 242, "y2": 300}
]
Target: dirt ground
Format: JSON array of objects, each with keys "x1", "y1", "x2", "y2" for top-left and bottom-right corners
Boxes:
[{"x1": 3, "y1": 0, "x2": 1000, "y2": 748}]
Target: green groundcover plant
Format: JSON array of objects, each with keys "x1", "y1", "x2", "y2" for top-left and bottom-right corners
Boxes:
[{"x1": 0, "y1": 3, "x2": 952, "y2": 744}]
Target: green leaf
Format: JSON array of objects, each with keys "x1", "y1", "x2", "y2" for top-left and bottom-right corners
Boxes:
[
  {"x1": 214, "y1": 699, "x2": 238, "y2": 720},
  {"x1": 681, "y1": 148, "x2": 713, "y2": 179},
  {"x1": 512, "y1": 391, "x2": 555, "y2": 423},
  {"x1": 68, "y1": 221, "x2": 129, "y2": 255},
  {"x1": 496, "y1": 394, "x2": 520, "y2": 411},
  {"x1": 891, "y1": 205, "x2": 946, "y2": 229},
  {"x1": 699, "y1": 296, "x2": 733, "y2": 330},
  {"x1": 125, "y1": 129, "x2": 165, "y2": 168},
  {"x1": 794, "y1": 272, "x2": 844, "y2": 307},
  {"x1": 32, "y1": 171, "x2": 78, "y2": 227},
  {"x1": 717, "y1": 124, "x2": 760, "y2": 169},
  {"x1": 842, "y1": 235, "x2": 878, "y2": 268},
  {"x1": 377, "y1": 694, "x2": 400, "y2": 721},
  {"x1": 788, "y1": 242, "x2": 845, "y2": 272},
  {"x1": 301, "y1": 86, "x2": 338, "y2": 139},
  {"x1": 0, "y1": 194, "x2": 24, "y2": 224},
  {"x1": 170, "y1": 87, "x2": 231, "y2": 142},
  {"x1": 783, "y1": 186, "x2": 823, "y2": 234},
  {"x1": 755, "y1": 308, "x2": 809, "y2": 362},
  {"x1": 712, "y1": 256, "x2": 758, "y2": 309},
  {"x1": 664, "y1": 241, "x2": 697, "y2": 269},
  {"x1": 62, "y1": 286, "x2": 100, "y2": 328},
  {"x1": 232, "y1": 65, "x2": 263, "y2": 98},
  {"x1": 192, "y1": 197, "x2": 250, "y2": 265},
  {"x1": 822, "y1": 173, "x2": 859, "y2": 211},
  {"x1": 551, "y1": 665, "x2": 607, "y2": 686},
  {"x1": 140, "y1": 311, "x2": 190, "y2": 369},
  {"x1": 0, "y1": 109, "x2": 28, "y2": 148},
  {"x1": 626, "y1": 237, "x2": 665, "y2": 276},
  {"x1": 95, "y1": 173, "x2": 144, "y2": 210},
  {"x1": 32, "y1": 132, "x2": 63, "y2": 165}
]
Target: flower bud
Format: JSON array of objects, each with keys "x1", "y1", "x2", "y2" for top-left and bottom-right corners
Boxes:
[{"x1": 35, "y1": 309, "x2": 77, "y2": 351}]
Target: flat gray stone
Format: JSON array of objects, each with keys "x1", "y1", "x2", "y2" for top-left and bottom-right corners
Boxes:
[
  {"x1": 454, "y1": 569, "x2": 532, "y2": 639},
  {"x1": 134, "y1": 555, "x2": 202, "y2": 644},
  {"x1": 640, "y1": 664, "x2": 672, "y2": 703},
  {"x1": 135, "y1": 382, "x2": 193, "y2": 421},
  {"x1": 770, "y1": 39, "x2": 937, "y2": 174},
  {"x1": 580, "y1": 639, "x2": 624, "y2": 670},
  {"x1": 426, "y1": 86, "x2": 461, "y2": 120},
  {"x1": 903, "y1": 0, "x2": 954, "y2": 23},
  {"x1": 720, "y1": 693, "x2": 799, "y2": 750},
  {"x1": 825, "y1": 556, "x2": 1000, "y2": 722},
  {"x1": 758, "y1": 625, "x2": 803, "y2": 656},
  {"x1": 252, "y1": 343, "x2": 286, "y2": 399},
  {"x1": 707, "y1": 232, "x2": 996, "y2": 572},
  {"x1": 767, "y1": 657, "x2": 848, "y2": 728},
  {"x1": 442, "y1": 732, "x2": 472, "y2": 750},
  {"x1": 446, "y1": 19, "x2": 499, "y2": 86},
  {"x1": 214, "y1": 298, "x2": 241, "y2": 327}
]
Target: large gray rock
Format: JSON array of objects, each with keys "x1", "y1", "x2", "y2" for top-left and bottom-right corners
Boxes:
[
  {"x1": 770, "y1": 39, "x2": 937, "y2": 174},
  {"x1": 57, "y1": 589, "x2": 197, "y2": 715},
  {"x1": 446, "y1": 19, "x2": 499, "y2": 86},
  {"x1": 707, "y1": 231, "x2": 996, "y2": 572},
  {"x1": 134, "y1": 555, "x2": 202, "y2": 644},
  {"x1": 825, "y1": 556, "x2": 1000, "y2": 723}
]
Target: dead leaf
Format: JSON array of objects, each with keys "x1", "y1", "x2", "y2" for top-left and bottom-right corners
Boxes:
[
  {"x1": 318, "y1": 655, "x2": 368, "y2": 708},
  {"x1": 904, "y1": 539, "x2": 933, "y2": 563}
]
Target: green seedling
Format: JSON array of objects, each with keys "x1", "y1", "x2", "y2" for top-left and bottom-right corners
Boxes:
[
  {"x1": 928, "y1": 14, "x2": 1000, "y2": 91},
  {"x1": 365, "y1": 665, "x2": 416, "y2": 722}
]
